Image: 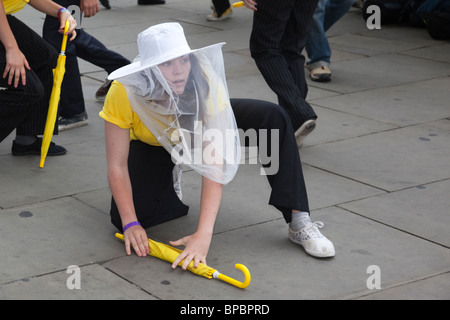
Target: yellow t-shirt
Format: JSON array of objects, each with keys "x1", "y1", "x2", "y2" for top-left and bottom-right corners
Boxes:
[
  {"x1": 2, "y1": 0, "x2": 29, "y2": 15},
  {"x1": 99, "y1": 81, "x2": 161, "y2": 146}
]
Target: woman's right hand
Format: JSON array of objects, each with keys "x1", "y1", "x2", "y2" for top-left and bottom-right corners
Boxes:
[
  {"x1": 123, "y1": 224, "x2": 150, "y2": 257},
  {"x1": 3, "y1": 46, "x2": 30, "y2": 87}
]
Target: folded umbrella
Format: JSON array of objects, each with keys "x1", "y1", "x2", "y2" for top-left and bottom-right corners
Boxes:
[
  {"x1": 115, "y1": 233, "x2": 251, "y2": 289},
  {"x1": 40, "y1": 21, "x2": 70, "y2": 168}
]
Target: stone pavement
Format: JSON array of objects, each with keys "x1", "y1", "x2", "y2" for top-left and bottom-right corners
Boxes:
[{"x1": 0, "y1": 0, "x2": 449, "y2": 301}]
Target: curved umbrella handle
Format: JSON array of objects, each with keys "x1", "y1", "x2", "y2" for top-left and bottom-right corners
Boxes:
[
  {"x1": 214, "y1": 264, "x2": 251, "y2": 289},
  {"x1": 232, "y1": 1, "x2": 244, "y2": 7}
]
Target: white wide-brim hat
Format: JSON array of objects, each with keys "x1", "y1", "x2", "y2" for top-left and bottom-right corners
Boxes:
[{"x1": 108, "y1": 22, "x2": 225, "y2": 80}]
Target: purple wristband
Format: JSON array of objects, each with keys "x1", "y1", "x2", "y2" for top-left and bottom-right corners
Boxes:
[
  {"x1": 123, "y1": 221, "x2": 141, "y2": 233},
  {"x1": 57, "y1": 7, "x2": 70, "y2": 20}
]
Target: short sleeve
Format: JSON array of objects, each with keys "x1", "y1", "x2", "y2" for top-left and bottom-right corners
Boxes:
[{"x1": 99, "y1": 81, "x2": 134, "y2": 129}]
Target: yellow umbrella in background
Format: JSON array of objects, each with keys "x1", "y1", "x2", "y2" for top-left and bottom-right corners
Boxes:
[
  {"x1": 40, "y1": 21, "x2": 70, "y2": 168},
  {"x1": 115, "y1": 233, "x2": 251, "y2": 289}
]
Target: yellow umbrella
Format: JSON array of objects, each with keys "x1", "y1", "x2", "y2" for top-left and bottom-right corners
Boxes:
[
  {"x1": 115, "y1": 233, "x2": 251, "y2": 289},
  {"x1": 232, "y1": 1, "x2": 245, "y2": 7},
  {"x1": 40, "y1": 21, "x2": 70, "y2": 168}
]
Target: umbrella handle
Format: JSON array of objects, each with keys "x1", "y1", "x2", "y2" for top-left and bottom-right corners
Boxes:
[
  {"x1": 61, "y1": 20, "x2": 70, "y2": 53},
  {"x1": 232, "y1": 1, "x2": 244, "y2": 7},
  {"x1": 213, "y1": 264, "x2": 251, "y2": 289},
  {"x1": 115, "y1": 233, "x2": 251, "y2": 288}
]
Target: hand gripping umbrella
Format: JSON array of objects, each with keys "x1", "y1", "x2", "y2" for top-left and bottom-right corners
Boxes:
[
  {"x1": 40, "y1": 21, "x2": 70, "y2": 168},
  {"x1": 115, "y1": 233, "x2": 251, "y2": 289}
]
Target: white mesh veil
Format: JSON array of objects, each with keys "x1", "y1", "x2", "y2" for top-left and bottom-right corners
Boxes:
[{"x1": 116, "y1": 44, "x2": 241, "y2": 184}]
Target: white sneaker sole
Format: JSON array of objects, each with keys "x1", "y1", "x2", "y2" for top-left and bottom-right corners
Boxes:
[
  {"x1": 289, "y1": 236, "x2": 335, "y2": 258},
  {"x1": 58, "y1": 120, "x2": 88, "y2": 132},
  {"x1": 294, "y1": 119, "x2": 316, "y2": 148}
]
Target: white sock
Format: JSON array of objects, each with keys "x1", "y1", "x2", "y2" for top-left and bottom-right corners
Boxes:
[{"x1": 290, "y1": 211, "x2": 311, "y2": 231}]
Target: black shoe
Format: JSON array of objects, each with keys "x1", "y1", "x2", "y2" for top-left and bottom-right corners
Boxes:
[
  {"x1": 58, "y1": 111, "x2": 88, "y2": 131},
  {"x1": 138, "y1": 0, "x2": 165, "y2": 5},
  {"x1": 95, "y1": 79, "x2": 112, "y2": 101},
  {"x1": 99, "y1": 0, "x2": 111, "y2": 9},
  {"x1": 12, "y1": 138, "x2": 67, "y2": 156}
]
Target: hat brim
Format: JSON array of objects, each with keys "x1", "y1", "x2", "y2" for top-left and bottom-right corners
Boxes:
[{"x1": 108, "y1": 42, "x2": 225, "y2": 80}]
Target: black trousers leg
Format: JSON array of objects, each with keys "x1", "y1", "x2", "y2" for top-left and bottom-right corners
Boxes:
[
  {"x1": 212, "y1": 0, "x2": 231, "y2": 16},
  {"x1": 110, "y1": 141, "x2": 189, "y2": 231},
  {"x1": 231, "y1": 98, "x2": 310, "y2": 223},
  {"x1": 0, "y1": 71, "x2": 43, "y2": 142},
  {"x1": 0, "y1": 16, "x2": 57, "y2": 139},
  {"x1": 249, "y1": 0, "x2": 319, "y2": 130},
  {"x1": 43, "y1": 1, "x2": 131, "y2": 117}
]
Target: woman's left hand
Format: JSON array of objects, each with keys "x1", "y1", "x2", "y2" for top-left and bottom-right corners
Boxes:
[{"x1": 170, "y1": 231, "x2": 212, "y2": 270}]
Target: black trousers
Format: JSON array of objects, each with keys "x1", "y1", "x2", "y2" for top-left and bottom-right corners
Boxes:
[
  {"x1": 43, "y1": 0, "x2": 131, "y2": 118},
  {"x1": 0, "y1": 15, "x2": 58, "y2": 142},
  {"x1": 212, "y1": 0, "x2": 231, "y2": 16},
  {"x1": 109, "y1": 98, "x2": 309, "y2": 230},
  {"x1": 249, "y1": 0, "x2": 319, "y2": 131}
]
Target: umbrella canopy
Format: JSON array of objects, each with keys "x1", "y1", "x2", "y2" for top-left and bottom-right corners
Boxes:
[
  {"x1": 40, "y1": 21, "x2": 70, "y2": 168},
  {"x1": 115, "y1": 233, "x2": 251, "y2": 289}
]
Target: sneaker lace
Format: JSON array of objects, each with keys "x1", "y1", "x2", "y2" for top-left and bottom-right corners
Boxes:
[{"x1": 302, "y1": 221, "x2": 325, "y2": 240}]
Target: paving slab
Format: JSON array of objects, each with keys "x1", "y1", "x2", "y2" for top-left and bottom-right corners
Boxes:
[
  {"x1": 0, "y1": 264, "x2": 154, "y2": 300},
  {"x1": 355, "y1": 272, "x2": 450, "y2": 300},
  {"x1": 0, "y1": 136, "x2": 107, "y2": 208},
  {"x1": 302, "y1": 119, "x2": 450, "y2": 192},
  {"x1": 339, "y1": 179, "x2": 450, "y2": 247},
  {"x1": 302, "y1": 104, "x2": 397, "y2": 146},
  {"x1": 310, "y1": 77, "x2": 450, "y2": 127},
  {"x1": 1, "y1": 0, "x2": 449, "y2": 301},
  {"x1": 0, "y1": 198, "x2": 121, "y2": 284},
  {"x1": 308, "y1": 53, "x2": 450, "y2": 94},
  {"x1": 104, "y1": 206, "x2": 450, "y2": 300}
]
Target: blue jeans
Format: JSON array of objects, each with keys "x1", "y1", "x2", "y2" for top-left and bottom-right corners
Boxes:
[{"x1": 305, "y1": 0, "x2": 355, "y2": 70}]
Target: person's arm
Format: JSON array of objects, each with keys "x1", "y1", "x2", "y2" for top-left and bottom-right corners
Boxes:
[
  {"x1": 170, "y1": 176, "x2": 223, "y2": 270},
  {"x1": 28, "y1": 0, "x2": 77, "y2": 39},
  {"x1": 0, "y1": 2, "x2": 30, "y2": 87},
  {"x1": 104, "y1": 121, "x2": 150, "y2": 257}
]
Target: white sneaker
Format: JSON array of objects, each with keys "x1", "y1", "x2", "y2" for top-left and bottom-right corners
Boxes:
[
  {"x1": 289, "y1": 221, "x2": 335, "y2": 258},
  {"x1": 294, "y1": 119, "x2": 316, "y2": 148}
]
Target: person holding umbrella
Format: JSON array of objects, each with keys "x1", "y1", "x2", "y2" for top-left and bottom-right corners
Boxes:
[
  {"x1": 100, "y1": 23, "x2": 335, "y2": 271},
  {"x1": 0, "y1": 0, "x2": 76, "y2": 154}
]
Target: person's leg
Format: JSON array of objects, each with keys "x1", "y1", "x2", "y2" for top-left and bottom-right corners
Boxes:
[
  {"x1": 231, "y1": 98, "x2": 309, "y2": 222},
  {"x1": 7, "y1": 16, "x2": 58, "y2": 137},
  {"x1": 1, "y1": 18, "x2": 43, "y2": 142},
  {"x1": 231, "y1": 98, "x2": 335, "y2": 257},
  {"x1": 0, "y1": 63, "x2": 43, "y2": 142},
  {"x1": 250, "y1": 0, "x2": 318, "y2": 131},
  {"x1": 110, "y1": 141, "x2": 189, "y2": 231},
  {"x1": 323, "y1": 0, "x2": 355, "y2": 32},
  {"x1": 305, "y1": 0, "x2": 331, "y2": 68},
  {"x1": 211, "y1": 0, "x2": 232, "y2": 17},
  {"x1": 137, "y1": 0, "x2": 165, "y2": 5},
  {"x1": 72, "y1": 31, "x2": 131, "y2": 75},
  {"x1": 4, "y1": 16, "x2": 66, "y2": 155},
  {"x1": 67, "y1": 28, "x2": 131, "y2": 101},
  {"x1": 305, "y1": 0, "x2": 355, "y2": 81}
]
